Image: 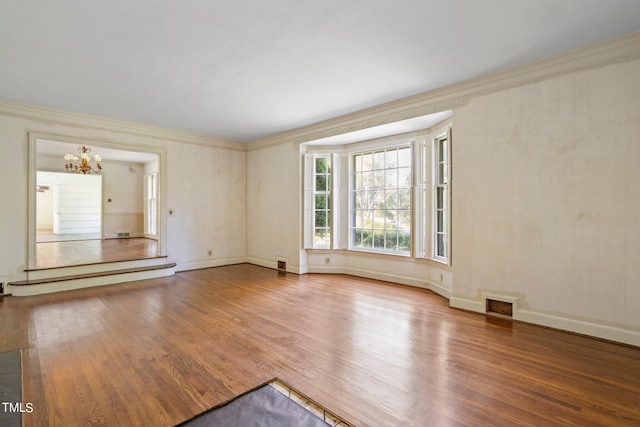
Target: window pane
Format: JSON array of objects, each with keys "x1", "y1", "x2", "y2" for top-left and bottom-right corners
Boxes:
[
  {"x1": 436, "y1": 187, "x2": 445, "y2": 208},
  {"x1": 438, "y1": 163, "x2": 446, "y2": 184},
  {"x1": 436, "y1": 233, "x2": 446, "y2": 257},
  {"x1": 373, "y1": 230, "x2": 385, "y2": 249},
  {"x1": 397, "y1": 189, "x2": 411, "y2": 209},
  {"x1": 363, "y1": 209, "x2": 373, "y2": 228},
  {"x1": 373, "y1": 151, "x2": 385, "y2": 170},
  {"x1": 360, "y1": 171, "x2": 374, "y2": 189},
  {"x1": 385, "y1": 149, "x2": 398, "y2": 168},
  {"x1": 398, "y1": 147, "x2": 411, "y2": 167},
  {"x1": 387, "y1": 211, "x2": 399, "y2": 230},
  {"x1": 315, "y1": 194, "x2": 327, "y2": 209},
  {"x1": 362, "y1": 153, "x2": 373, "y2": 170},
  {"x1": 354, "y1": 154, "x2": 362, "y2": 172},
  {"x1": 353, "y1": 210, "x2": 363, "y2": 228},
  {"x1": 398, "y1": 167, "x2": 411, "y2": 188},
  {"x1": 398, "y1": 230, "x2": 411, "y2": 252},
  {"x1": 315, "y1": 175, "x2": 327, "y2": 191},
  {"x1": 385, "y1": 231, "x2": 398, "y2": 251},
  {"x1": 315, "y1": 229, "x2": 329, "y2": 246},
  {"x1": 385, "y1": 169, "x2": 398, "y2": 189},
  {"x1": 373, "y1": 190, "x2": 385, "y2": 209},
  {"x1": 386, "y1": 190, "x2": 398, "y2": 210},
  {"x1": 355, "y1": 190, "x2": 372, "y2": 210},
  {"x1": 315, "y1": 211, "x2": 327, "y2": 227},
  {"x1": 398, "y1": 210, "x2": 411, "y2": 230},
  {"x1": 354, "y1": 228, "x2": 364, "y2": 246},
  {"x1": 315, "y1": 157, "x2": 328, "y2": 173},
  {"x1": 436, "y1": 210, "x2": 444, "y2": 231}
]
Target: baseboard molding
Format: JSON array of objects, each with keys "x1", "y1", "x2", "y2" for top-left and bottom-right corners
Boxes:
[
  {"x1": 176, "y1": 257, "x2": 248, "y2": 273},
  {"x1": 245, "y1": 257, "x2": 305, "y2": 274},
  {"x1": 450, "y1": 295, "x2": 640, "y2": 347},
  {"x1": 306, "y1": 264, "x2": 452, "y2": 299},
  {"x1": 104, "y1": 233, "x2": 145, "y2": 239}
]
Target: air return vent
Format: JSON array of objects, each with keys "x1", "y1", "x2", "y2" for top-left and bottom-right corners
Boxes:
[
  {"x1": 277, "y1": 260, "x2": 287, "y2": 272},
  {"x1": 115, "y1": 230, "x2": 131, "y2": 238},
  {"x1": 486, "y1": 299, "x2": 513, "y2": 317}
]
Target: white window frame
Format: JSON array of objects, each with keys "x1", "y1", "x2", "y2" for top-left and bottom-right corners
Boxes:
[
  {"x1": 312, "y1": 154, "x2": 332, "y2": 248},
  {"x1": 432, "y1": 131, "x2": 451, "y2": 263},
  {"x1": 145, "y1": 173, "x2": 158, "y2": 236},
  {"x1": 349, "y1": 143, "x2": 413, "y2": 256},
  {"x1": 303, "y1": 123, "x2": 451, "y2": 261}
]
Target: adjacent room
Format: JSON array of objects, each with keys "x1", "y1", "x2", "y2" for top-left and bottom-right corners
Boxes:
[{"x1": 1, "y1": 1, "x2": 640, "y2": 426}]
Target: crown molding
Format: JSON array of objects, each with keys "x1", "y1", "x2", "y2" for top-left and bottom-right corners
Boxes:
[
  {"x1": 0, "y1": 99, "x2": 247, "y2": 152},
  {"x1": 248, "y1": 30, "x2": 640, "y2": 151}
]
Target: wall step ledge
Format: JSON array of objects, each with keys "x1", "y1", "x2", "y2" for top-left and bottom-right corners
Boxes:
[
  {"x1": 24, "y1": 256, "x2": 168, "y2": 281},
  {"x1": 8, "y1": 263, "x2": 176, "y2": 297}
]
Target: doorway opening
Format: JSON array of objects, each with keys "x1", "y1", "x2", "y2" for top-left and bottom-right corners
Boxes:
[
  {"x1": 28, "y1": 133, "x2": 167, "y2": 270},
  {"x1": 36, "y1": 171, "x2": 102, "y2": 242}
]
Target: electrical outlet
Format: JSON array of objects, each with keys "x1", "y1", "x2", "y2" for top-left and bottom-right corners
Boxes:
[
  {"x1": 207, "y1": 249, "x2": 213, "y2": 256},
  {"x1": 325, "y1": 257, "x2": 330, "y2": 264}
]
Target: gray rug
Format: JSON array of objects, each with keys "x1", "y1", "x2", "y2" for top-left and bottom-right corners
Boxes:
[
  {"x1": 178, "y1": 384, "x2": 330, "y2": 427},
  {"x1": 0, "y1": 349, "x2": 22, "y2": 427}
]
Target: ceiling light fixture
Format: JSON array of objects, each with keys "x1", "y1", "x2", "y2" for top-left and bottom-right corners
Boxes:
[{"x1": 64, "y1": 145, "x2": 102, "y2": 174}]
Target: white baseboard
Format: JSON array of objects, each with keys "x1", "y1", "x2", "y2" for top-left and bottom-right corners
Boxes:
[
  {"x1": 245, "y1": 257, "x2": 305, "y2": 274},
  {"x1": 176, "y1": 256, "x2": 248, "y2": 272},
  {"x1": 104, "y1": 232, "x2": 145, "y2": 239},
  {"x1": 450, "y1": 295, "x2": 640, "y2": 347},
  {"x1": 305, "y1": 264, "x2": 452, "y2": 299}
]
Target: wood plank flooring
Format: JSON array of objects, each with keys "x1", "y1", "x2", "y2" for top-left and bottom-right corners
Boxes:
[
  {"x1": 1, "y1": 264, "x2": 639, "y2": 426},
  {"x1": 34, "y1": 238, "x2": 159, "y2": 269}
]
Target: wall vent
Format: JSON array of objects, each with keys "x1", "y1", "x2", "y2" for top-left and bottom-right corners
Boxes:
[
  {"x1": 277, "y1": 260, "x2": 287, "y2": 272},
  {"x1": 115, "y1": 230, "x2": 131, "y2": 238},
  {"x1": 486, "y1": 299, "x2": 513, "y2": 317}
]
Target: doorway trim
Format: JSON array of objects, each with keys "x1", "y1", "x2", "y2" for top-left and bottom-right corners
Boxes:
[{"x1": 27, "y1": 132, "x2": 168, "y2": 270}]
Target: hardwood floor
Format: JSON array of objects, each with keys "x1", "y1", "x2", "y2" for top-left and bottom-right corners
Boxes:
[
  {"x1": 34, "y1": 238, "x2": 159, "y2": 269},
  {"x1": 1, "y1": 264, "x2": 639, "y2": 426}
]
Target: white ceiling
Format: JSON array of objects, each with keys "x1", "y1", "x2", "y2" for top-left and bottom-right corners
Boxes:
[{"x1": 2, "y1": 1, "x2": 640, "y2": 142}]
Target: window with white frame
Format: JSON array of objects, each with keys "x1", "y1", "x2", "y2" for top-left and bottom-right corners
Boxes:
[
  {"x1": 313, "y1": 155, "x2": 331, "y2": 247},
  {"x1": 433, "y1": 133, "x2": 449, "y2": 262},
  {"x1": 303, "y1": 123, "x2": 451, "y2": 262},
  {"x1": 351, "y1": 145, "x2": 412, "y2": 255},
  {"x1": 146, "y1": 173, "x2": 158, "y2": 235}
]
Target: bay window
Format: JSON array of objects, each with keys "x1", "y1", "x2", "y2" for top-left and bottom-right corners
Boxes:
[{"x1": 304, "y1": 124, "x2": 451, "y2": 263}]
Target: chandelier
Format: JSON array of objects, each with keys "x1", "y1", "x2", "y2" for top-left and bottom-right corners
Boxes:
[{"x1": 64, "y1": 145, "x2": 102, "y2": 174}]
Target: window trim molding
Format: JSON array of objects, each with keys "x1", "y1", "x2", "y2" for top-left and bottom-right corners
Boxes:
[
  {"x1": 348, "y1": 142, "x2": 414, "y2": 256},
  {"x1": 431, "y1": 128, "x2": 452, "y2": 264}
]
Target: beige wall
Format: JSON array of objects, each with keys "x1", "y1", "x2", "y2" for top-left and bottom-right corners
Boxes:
[
  {"x1": 0, "y1": 107, "x2": 247, "y2": 281},
  {"x1": 246, "y1": 141, "x2": 303, "y2": 271},
  {"x1": 451, "y1": 58, "x2": 640, "y2": 337},
  {"x1": 166, "y1": 142, "x2": 246, "y2": 269}
]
